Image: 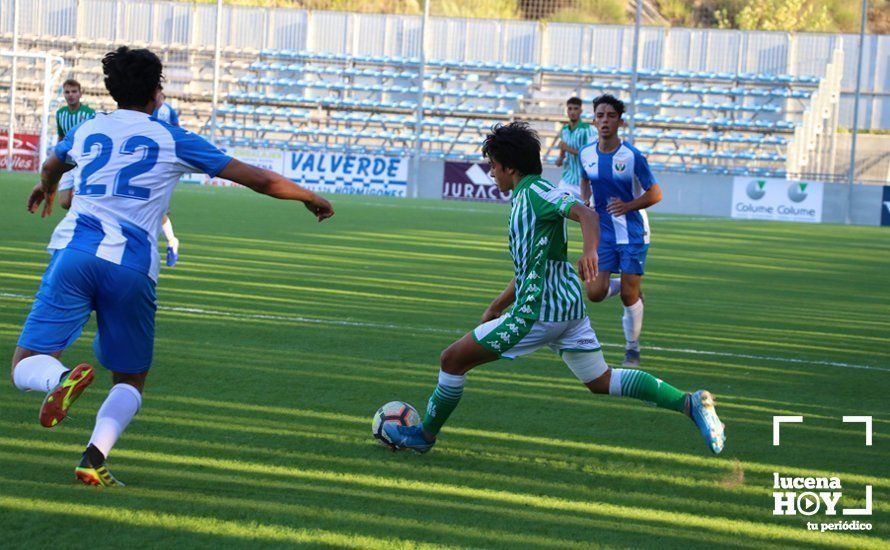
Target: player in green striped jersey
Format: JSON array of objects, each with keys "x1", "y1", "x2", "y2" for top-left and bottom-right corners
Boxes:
[
  {"x1": 555, "y1": 97, "x2": 594, "y2": 199},
  {"x1": 56, "y1": 79, "x2": 96, "y2": 210},
  {"x1": 56, "y1": 80, "x2": 96, "y2": 138},
  {"x1": 383, "y1": 122, "x2": 726, "y2": 456}
]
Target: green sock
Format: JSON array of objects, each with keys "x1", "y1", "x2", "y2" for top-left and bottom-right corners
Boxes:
[
  {"x1": 611, "y1": 368, "x2": 688, "y2": 413},
  {"x1": 421, "y1": 383, "x2": 463, "y2": 436}
]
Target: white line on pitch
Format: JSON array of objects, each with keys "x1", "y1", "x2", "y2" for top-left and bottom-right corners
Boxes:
[{"x1": 1, "y1": 291, "x2": 887, "y2": 373}]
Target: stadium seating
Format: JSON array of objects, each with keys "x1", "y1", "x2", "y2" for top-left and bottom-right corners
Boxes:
[
  {"x1": 217, "y1": 47, "x2": 816, "y2": 173},
  {"x1": 0, "y1": 31, "x2": 829, "y2": 177}
]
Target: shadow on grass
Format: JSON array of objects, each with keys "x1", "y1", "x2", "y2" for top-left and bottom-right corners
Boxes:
[{"x1": 0, "y1": 460, "x2": 865, "y2": 550}]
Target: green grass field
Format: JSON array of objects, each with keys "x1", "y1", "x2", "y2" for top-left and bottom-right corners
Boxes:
[{"x1": 0, "y1": 173, "x2": 887, "y2": 548}]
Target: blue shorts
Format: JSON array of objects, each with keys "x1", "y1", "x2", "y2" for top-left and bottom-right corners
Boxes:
[
  {"x1": 17, "y1": 248, "x2": 157, "y2": 374},
  {"x1": 598, "y1": 242, "x2": 649, "y2": 275}
]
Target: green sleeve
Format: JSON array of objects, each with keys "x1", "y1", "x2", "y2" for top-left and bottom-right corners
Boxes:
[
  {"x1": 55, "y1": 110, "x2": 64, "y2": 139},
  {"x1": 529, "y1": 181, "x2": 578, "y2": 221}
]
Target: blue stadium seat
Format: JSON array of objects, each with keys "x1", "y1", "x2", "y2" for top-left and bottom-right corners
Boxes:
[{"x1": 228, "y1": 47, "x2": 811, "y2": 179}]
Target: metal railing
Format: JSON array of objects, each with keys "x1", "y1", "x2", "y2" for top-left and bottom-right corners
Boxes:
[
  {"x1": 1, "y1": 49, "x2": 65, "y2": 169},
  {"x1": 0, "y1": 0, "x2": 884, "y2": 183},
  {"x1": 786, "y1": 46, "x2": 844, "y2": 180}
]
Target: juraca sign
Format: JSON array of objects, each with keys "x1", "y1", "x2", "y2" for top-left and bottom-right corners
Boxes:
[{"x1": 731, "y1": 177, "x2": 824, "y2": 223}]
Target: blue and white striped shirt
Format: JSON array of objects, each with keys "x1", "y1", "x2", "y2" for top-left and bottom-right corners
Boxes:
[
  {"x1": 50, "y1": 109, "x2": 231, "y2": 281},
  {"x1": 152, "y1": 102, "x2": 180, "y2": 127},
  {"x1": 579, "y1": 141, "x2": 657, "y2": 245}
]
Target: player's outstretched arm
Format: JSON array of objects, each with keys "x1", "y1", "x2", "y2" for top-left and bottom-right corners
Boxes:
[
  {"x1": 606, "y1": 183, "x2": 662, "y2": 217},
  {"x1": 568, "y1": 203, "x2": 599, "y2": 283},
  {"x1": 217, "y1": 159, "x2": 334, "y2": 222},
  {"x1": 580, "y1": 171, "x2": 592, "y2": 206},
  {"x1": 28, "y1": 154, "x2": 71, "y2": 218},
  {"x1": 481, "y1": 278, "x2": 516, "y2": 323},
  {"x1": 59, "y1": 190, "x2": 73, "y2": 211}
]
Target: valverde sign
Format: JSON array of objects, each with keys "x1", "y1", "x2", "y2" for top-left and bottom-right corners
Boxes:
[
  {"x1": 194, "y1": 148, "x2": 409, "y2": 197},
  {"x1": 284, "y1": 151, "x2": 408, "y2": 197},
  {"x1": 731, "y1": 177, "x2": 824, "y2": 223}
]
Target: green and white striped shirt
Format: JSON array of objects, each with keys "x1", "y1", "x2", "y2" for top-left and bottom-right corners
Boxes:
[
  {"x1": 56, "y1": 104, "x2": 96, "y2": 139},
  {"x1": 559, "y1": 122, "x2": 594, "y2": 188},
  {"x1": 508, "y1": 175, "x2": 586, "y2": 323}
]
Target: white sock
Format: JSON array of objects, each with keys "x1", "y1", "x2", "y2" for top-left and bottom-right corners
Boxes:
[
  {"x1": 608, "y1": 368, "x2": 623, "y2": 396},
  {"x1": 438, "y1": 370, "x2": 466, "y2": 388},
  {"x1": 606, "y1": 278, "x2": 622, "y2": 299},
  {"x1": 622, "y1": 299, "x2": 644, "y2": 351},
  {"x1": 88, "y1": 383, "x2": 142, "y2": 458},
  {"x1": 161, "y1": 218, "x2": 178, "y2": 251},
  {"x1": 13, "y1": 355, "x2": 68, "y2": 392}
]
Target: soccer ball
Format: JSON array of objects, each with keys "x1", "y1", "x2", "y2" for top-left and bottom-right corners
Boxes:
[{"x1": 372, "y1": 401, "x2": 421, "y2": 447}]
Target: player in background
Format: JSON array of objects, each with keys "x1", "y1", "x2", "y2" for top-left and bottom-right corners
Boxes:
[
  {"x1": 383, "y1": 122, "x2": 724, "y2": 457},
  {"x1": 580, "y1": 94, "x2": 662, "y2": 368},
  {"x1": 56, "y1": 79, "x2": 95, "y2": 210},
  {"x1": 152, "y1": 91, "x2": 180, "y2": 127},
  {"x1": 11, "y1": 46, "x2": 334, "y2": 487},
  {"x1": 152, "y1": 91, "x2": 181, "y2": 266},
  {"x1": 554, "y1": 97, "x2": 594, "y2": 200}
]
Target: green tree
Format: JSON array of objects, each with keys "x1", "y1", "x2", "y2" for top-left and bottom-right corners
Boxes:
[
  {"x1": 659, "y1": 0, "x2": 695, "y2": 27},
  {"x1": 546, "y1": 0, "x2": 627, "y2": 24},
  {"x1": 736, "y1": 0, "x2": 831, "y2": 31},
  {"x1": 433, "y1": 0, "x2": 519, "y2": 19}
]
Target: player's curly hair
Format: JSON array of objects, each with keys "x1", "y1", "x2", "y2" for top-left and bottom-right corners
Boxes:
[
  {"x1": 481, "y1": 121, "x2": 542, "y2": 177},
  {"x1": 593, "y1": 94, "x2": 625, "y2": 116},
  {"x1": 102, "y1": 46, "x2": 164, "y2": 108}
]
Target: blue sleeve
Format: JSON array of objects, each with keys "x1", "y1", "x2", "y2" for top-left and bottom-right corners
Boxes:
[
  {"x1": 578, "y1": 144, "x2": 594, "y2": 181},
  {"x1": 53, "y1": 120, "x2": 86, "y2": 164},
  {"x1": 169, "y1": 106, "x2": 180, "y2": 127},
  {"x1": 633, "y1": 150, "x2": 656, "y2": 191},
  {"x1": 170, "y1": 126, "x2": 232, "y2": 177}
]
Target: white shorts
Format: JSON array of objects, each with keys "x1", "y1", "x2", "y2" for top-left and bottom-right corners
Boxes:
[
  {"x1": 58, "y1": 171, "x2": 75, "y2": 191},
  {"x1": 473, "y1": 314, "x2": 601, "y2": 359}
]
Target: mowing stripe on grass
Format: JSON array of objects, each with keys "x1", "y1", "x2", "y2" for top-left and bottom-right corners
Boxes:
[
  {"x1": 0, "y1": 495, "x2": 437, "y2": 549},
  {"x1": 0, "y1": 469, "x2": 754, "y2": 550},
  {"x1": 0, "y1": 438, "x2": 879, "y2": 549},
  {"x1": 320, "y1": 200, "x2": 729, "y2": 222},
  {"x1": 2, "y1": 291, "x2": 886, "y2": 373}
]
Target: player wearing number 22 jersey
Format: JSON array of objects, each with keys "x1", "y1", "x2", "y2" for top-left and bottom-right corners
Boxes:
[
  {"x1": 12, "y1": 46, "x2": 333, "y2": 487},
  {"x1": 49, "y1": 109, "x2": 219, "y2": 281}
]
